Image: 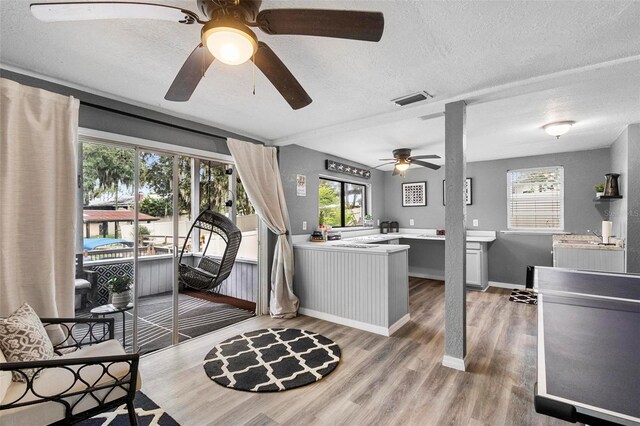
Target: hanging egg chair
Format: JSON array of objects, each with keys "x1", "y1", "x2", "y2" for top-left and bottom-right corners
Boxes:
[{"x1": 178, "y1": 209, "x2": 242, "y2": 291}]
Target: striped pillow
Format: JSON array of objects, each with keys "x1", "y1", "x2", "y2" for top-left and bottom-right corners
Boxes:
[{"x1": 0, "y1": 303, "x2": 55, "y2": 382}]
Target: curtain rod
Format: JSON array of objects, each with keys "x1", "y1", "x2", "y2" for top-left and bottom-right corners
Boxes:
[{"x1": 81, "y1": 101, "x2": 229, "y2": 141}]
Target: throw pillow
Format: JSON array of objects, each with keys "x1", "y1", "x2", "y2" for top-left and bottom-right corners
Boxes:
[{"x1": 0, "y1": 303, "x2": 55, "y2": 382}]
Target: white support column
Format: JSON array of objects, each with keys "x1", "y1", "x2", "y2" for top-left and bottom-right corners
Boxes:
[
  {"x1": 191, "y1": 158, "x2": 201, "y2": 251},
  {"x1": 443, "y1": 100, "x2": 468, "y2": 371}
]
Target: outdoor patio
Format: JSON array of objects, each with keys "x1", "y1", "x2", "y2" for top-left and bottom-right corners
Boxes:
[{"x1": 78, "y1": 253, "x2": 258, "y2": 354}]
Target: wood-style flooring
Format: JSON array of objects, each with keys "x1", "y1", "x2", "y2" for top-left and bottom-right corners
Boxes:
[{"x1": 139, "y1": 278, "x2": 566, "y2": 426}]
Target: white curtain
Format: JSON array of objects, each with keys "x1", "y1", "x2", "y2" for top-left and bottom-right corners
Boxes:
[
  {"x1": 0, "y1": 78, "x2": 79, "y2": 318},
  {"x1": 227, "y1": 139, "x2": 299, "y2": 318}
]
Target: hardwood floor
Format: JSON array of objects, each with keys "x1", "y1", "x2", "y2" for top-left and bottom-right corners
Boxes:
[{"x1": 139, "y1": 278, "x2": 566, "y2": 425}]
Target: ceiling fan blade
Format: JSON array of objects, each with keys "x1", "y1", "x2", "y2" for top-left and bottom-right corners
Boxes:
[
  {"x1": 378, "y1": 158, "x2": 396, "y2": 161},
  {"x1": 30, "y1": 2, "x2": 200, "y2": 24},
  {"x1": 412, "y1": 159, "x2": 441, "y2": 170},
  {"x1": 252, "y1": 42, "x2": 312, "y2": 110},
  {"x1": 256, "y1": 9, "x2": 384, "y2": 42},
  {"x1": 165, "y1": 44, "x2": 214, "y2": 102},
  {"x1": 410, "y1": 154, "x2": 441, "y2": 160},
  {"x1": 370, "y1": 161, "x2": 395, "y2": 170}
]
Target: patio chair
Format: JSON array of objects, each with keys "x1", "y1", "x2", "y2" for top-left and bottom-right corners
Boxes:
[
  {"x1": 0, "y1": 317, "x2": 140, "y2": 425},
  {"x1": 178, "y1": 210, "x2": 242, "y2": 292},
  {"x1": 75, "y1": 254, "x2": 97, "y2": 310}
]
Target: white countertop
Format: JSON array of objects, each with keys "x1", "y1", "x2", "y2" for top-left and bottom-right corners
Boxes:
[
  {"x1": 552, "y1": 234, "x2": 625, "y2": 251},
  {"x1": 293, "y1": 239, "x2": 410, "y2": 255},
  {"x1": 293, "y1": 228, "x2": 496, "y2": 254}
]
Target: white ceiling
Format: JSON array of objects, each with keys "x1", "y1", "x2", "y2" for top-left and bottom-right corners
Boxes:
[{"x1": 1, "y1": 0, "x2": 639, "y2": 167}]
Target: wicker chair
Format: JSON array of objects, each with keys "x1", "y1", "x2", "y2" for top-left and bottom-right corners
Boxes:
[
  {"x1": 178, "y1": 210, "x2": 242, "y2": 292},
  {"x1": 0, "y1": 317, "x2": 140, "y2": 425}
]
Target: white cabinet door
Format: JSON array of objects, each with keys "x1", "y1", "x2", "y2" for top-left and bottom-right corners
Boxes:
[{"x1": 466, "y1": 250, "x2": 482, "y2": 286}]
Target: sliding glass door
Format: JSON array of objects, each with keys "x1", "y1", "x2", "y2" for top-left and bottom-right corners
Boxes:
[{"x1": 79, "y1": 133, "x2": 258, "y2": 355}]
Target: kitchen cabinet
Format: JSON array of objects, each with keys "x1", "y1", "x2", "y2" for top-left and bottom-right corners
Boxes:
[
  {"x1": 466, "y1": 242, "x2": 489, "y2": 290},
  {"x1": 553, "y1": 247, "x2": 625, "y2": 273}
]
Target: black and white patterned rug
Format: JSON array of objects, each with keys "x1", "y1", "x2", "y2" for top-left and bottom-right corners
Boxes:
[
  {"x1": 509, "y1": 289, "x2": 538, "y2": 305},
  {"x1": 78, "y1": 391, "x2": 179, "y2": 425},
  {"x1": 203, "y1": 328, "x2": 341, "y2": 392}
]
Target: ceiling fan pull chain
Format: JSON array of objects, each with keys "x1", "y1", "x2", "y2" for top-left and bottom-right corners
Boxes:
[
  {"x1": 252, "y1": 52, "x2": 256, "y2": 95},
  {"x1": 201, "y1": 43, "x2": 206, "y2": 78}
]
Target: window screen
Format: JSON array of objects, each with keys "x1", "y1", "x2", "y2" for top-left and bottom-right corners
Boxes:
[{"x1": 507, "y1": 166, "x2": 564, "y2": 230}]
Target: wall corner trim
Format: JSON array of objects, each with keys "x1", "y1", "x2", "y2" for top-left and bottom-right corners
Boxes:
[{"x1": 442, "y1": 355, "x2": 466, "y2": 371}]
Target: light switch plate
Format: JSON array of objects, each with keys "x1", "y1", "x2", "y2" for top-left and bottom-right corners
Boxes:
[
  {"x1": 302, "y1": 221, "x2": 307, "y2": 230},
  {"x1": 473, "y1": 219, "x2": 479, "y2": 227},
  {"x1": 410, "y1": 219, "x2": 415, "y2": 226}
]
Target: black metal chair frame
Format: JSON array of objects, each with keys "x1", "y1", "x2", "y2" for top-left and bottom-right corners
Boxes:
[
  {"x1": 0, "y1": 317, "x2": 139, "y2": 425},
  {"x1": 178, "y1": 209, "x2": 242, "y2": 292},
  {"x1": 76, "y1": 254, "x2": 97, "y2": 310}
]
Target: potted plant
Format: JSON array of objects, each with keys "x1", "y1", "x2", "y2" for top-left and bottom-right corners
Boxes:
[
  {"x1": 107, "y1": 274, "x2": 132, "y2": 308},
  {"x1": 595, "y1": 181, "x2": 605, "y2": 198}
]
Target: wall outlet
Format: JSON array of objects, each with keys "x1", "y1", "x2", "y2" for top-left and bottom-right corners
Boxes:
[
  {"x1": 302, "y1": 221, "x2": 307, "y2": 231},
  {"x1": 409, "y1": 219, "x2": 415, "y2": 226},
  {"x1": 377, "y1": 219, "x2": 380, "y2": 226},
  {"x1": 473, "y1": 219, "x2": 479, "y2": 227}
]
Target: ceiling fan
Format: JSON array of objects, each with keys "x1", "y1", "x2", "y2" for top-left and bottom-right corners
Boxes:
[
  {"x1": 30, "y1": 0, "x2": 385, "y2": 110},
  {"x1": 377, "y1": 148, "x2": 441, "y2": 175}
]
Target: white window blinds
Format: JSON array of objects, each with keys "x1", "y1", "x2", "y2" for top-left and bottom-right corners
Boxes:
[{"x1": 507, "y1": 166, "x2": 564, "y2": 230}]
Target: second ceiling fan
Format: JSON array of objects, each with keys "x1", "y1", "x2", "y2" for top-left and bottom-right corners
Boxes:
[
  {"x1": 378, "y1": 148, "x2": 441, "y2": 175},
  {"x1": 30, "y1": 0, "x2": 385, "y2": 110}
]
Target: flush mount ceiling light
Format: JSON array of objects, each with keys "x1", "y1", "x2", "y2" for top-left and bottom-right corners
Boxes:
[
  {"x1": 543, "y1": 121, "x2": 576, "y2": 139},
  {"x1": 202, "y1": 19, "x2": 258, "y2": 65}
]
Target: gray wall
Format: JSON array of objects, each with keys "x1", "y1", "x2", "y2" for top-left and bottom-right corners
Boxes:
[
  {"x1": 0, "y1": 69, "x2": 262, "y2": 154},
  {"x1": 278, "y1": 144, "x2": 386, "y2": 235},
  {"x1": 384, "y1": 148, "x2": 611, "y2": 285},
  {"x1": 626, "y1": 124, "x2": 640, "y2": 272},
  {"x1": 609, "y1": 128, "x2": 629, "y2": 239}
]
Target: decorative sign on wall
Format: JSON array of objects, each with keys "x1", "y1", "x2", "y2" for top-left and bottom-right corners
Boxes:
[
  {"x1": 402, "y1": 181, "x2": 427, "y2": 206},
  {"x1": 442, "y1": 178, "x2": 473, "y2": 205},
  {"x1": 296, "y1": 174, "x2": 306, "y2": 196},
  {"x1": 326, "y1": 160, "x2": 371, "y2": 179}
]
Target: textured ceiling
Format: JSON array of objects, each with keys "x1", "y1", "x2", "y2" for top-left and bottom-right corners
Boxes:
[{"x1": 1, "y1": 0, "x2": 639, "y2": 164}]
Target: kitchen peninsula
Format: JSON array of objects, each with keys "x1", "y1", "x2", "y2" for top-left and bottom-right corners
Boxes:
[{"x1": 293, "y1": 229, "x2": 496, "y2": 336}]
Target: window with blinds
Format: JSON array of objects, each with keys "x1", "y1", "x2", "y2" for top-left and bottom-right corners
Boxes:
[{"x1": 507, "y1": 166, "x2": 564, "y2": 230}]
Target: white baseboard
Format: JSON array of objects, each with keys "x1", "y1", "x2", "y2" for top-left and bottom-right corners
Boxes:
[
  {"x1": 409, "y1": 271, "x2": 445, "y2": 281},
  {"x1": 388, "y1": 314, "x2": 411, "y2": 335},
  {"x1": 489, "y1": 281, "x2": 525, "y2": 290},
  {"x1": 298, "y1": 308, "x2": 409, "y2": 337},
  {"x1": 442, "y1": 355, "x2": 467, "y2": 371}
]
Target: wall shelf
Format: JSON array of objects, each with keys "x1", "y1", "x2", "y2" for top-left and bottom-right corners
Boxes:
[{"x1": 594, "y1": 196, "x2": 623, "y2": 202}]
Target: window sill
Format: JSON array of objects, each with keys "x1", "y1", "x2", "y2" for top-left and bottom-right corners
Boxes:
[{"x1": 500, "y1": 230, "x2": 570, "y2": 235}]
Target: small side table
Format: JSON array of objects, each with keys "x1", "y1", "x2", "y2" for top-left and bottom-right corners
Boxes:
[{"x1": 90, "y1": 303, "x2": 134, "y2": 349}]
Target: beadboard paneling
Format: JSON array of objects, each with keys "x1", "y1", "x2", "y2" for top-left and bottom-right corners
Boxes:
[{"x1": 294, "y1": 248, "x2": 409, "y2": 330}]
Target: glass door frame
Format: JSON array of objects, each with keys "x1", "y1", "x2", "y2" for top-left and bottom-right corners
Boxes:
[{"x1": 79, "y1": 127, "x2": 266, "y2": 350}]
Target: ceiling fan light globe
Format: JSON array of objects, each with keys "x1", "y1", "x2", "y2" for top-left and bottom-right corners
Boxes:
[
  {"x1": 203, "y1": 22, "x2": 258, "y2": 66},
  {"x1": 395, "y1": 162, "x2": 410, "y2": 172}
]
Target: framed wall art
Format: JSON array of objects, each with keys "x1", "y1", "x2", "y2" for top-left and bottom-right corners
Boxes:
[
  {"x1": 443, "y1": 178, "x2": 472, "y2": 205},
  {"x1": 402, "y1": 181, "x2": 427, "y2": 207}
]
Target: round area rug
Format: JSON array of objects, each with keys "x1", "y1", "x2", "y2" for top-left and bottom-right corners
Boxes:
[{"x1": 203, "y1": 328, "x2": 341, "y2": 392}]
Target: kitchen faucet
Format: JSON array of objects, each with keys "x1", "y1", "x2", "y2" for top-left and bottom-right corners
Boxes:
[{"x1": 588, "y1": 229, "x2": 602, "y2": 239}]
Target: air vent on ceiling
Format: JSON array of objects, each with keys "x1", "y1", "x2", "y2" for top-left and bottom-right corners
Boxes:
[{"x1": 392, "y1": 91, "x2": 433, "y2": 107}]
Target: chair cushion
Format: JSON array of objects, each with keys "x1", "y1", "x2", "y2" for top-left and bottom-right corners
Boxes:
[
  {"x1": 0, "y1": 303, "x2": 54, "y2": 382},
  {"x1": 75, "y1": 278, "x2": 91, "y2": 290},
  {"x1": 0, "y1": 340, "x2": 141, "y2": 426}
]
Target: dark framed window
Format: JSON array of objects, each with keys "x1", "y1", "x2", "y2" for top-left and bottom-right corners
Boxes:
[{"x1": 318, "y1": 177, "x2": 367, "y2": 227}]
